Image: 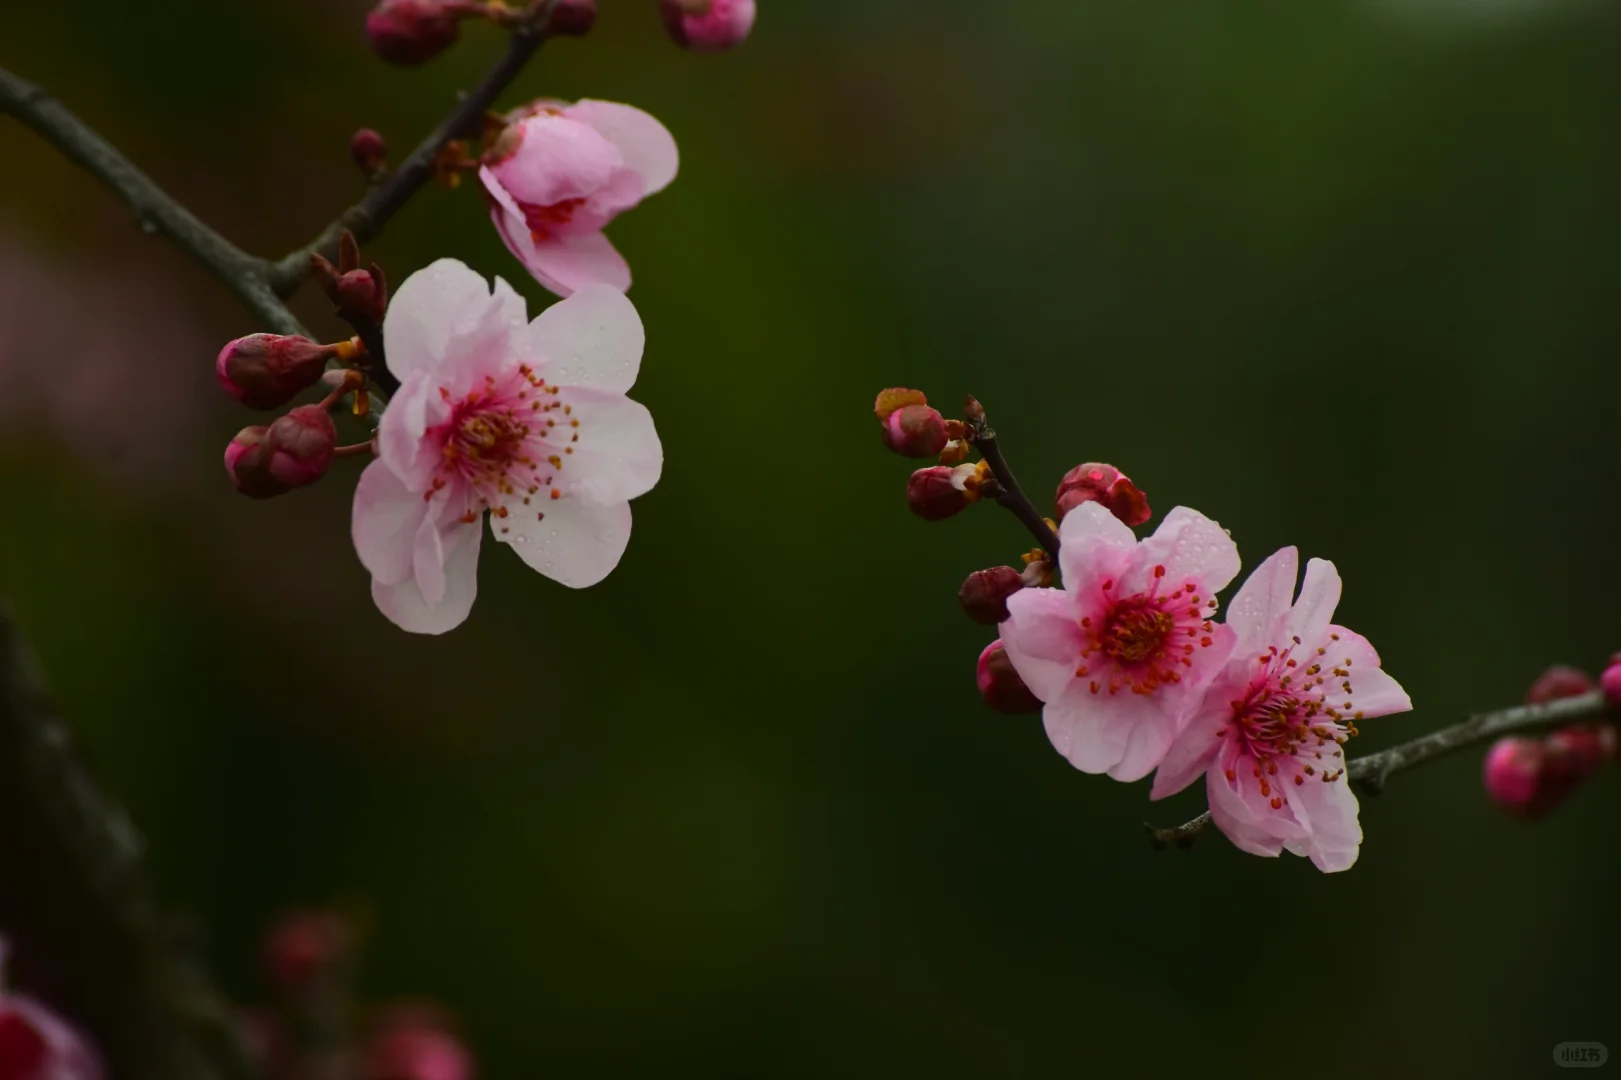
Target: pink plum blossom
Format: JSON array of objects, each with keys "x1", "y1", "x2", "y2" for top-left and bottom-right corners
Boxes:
[
  {"x1": 999, "y1": 502, "x2": 1241, "y2": 781},
  {"x1": 352, "y1": 259, "x2": 662, "y2": 634},
  {"x1": 479, "y1": 100, "x2": 678, "y2": 297},
  {"x1": 1150, "y1": 547, "x2": 1413, "y2": 872},
  {"x1": 0, "y1": 941, "x2": 104, "y2": 1080}
]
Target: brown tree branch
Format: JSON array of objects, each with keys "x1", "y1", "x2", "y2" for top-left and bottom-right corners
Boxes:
[
  {"x1": 963, "y1": 397, "x2": 1061, "y2": 562},
  {"x1": 1147, "y1": 690, "x2": 1616, "y2": 848},
  {"x1": 0, "y1": 604, "x2": 257, "y2": 1080}
]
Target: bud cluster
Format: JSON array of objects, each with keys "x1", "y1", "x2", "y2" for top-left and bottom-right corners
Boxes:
[
  {"x1": 1482, "y1": 663, "x2": 1620, "y2": 818},
  {"x1": 252, "y1": 910, "x2": 475, "y2": 1080}
]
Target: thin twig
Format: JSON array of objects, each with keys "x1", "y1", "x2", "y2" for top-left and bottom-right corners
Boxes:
[
  {"x1": 0, "y1": 67, "x2": 307, "y2": 339},
  {"x1": 267, "y1": 11, "x2": 554, "y2": 296},
  {"x1": 963, "y1": 397, "x2": 1061, "y2": 562},
  {"x1": 1148, "y1": 690, "x2": 1615, "y2": 847},
  {"x1": 0, "y1": 604, "x2": 257, "y2": 1080}
]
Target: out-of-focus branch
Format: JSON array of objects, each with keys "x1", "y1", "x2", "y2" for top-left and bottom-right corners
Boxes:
[
  {"x1": 0, "y1": 67, "x2": 307, "y2": 339},
  {"x1": 1147, "y1": 690, "x2": 1615, "y2": 848},
  {"x1": 0, "y1": 604, "x2": 258, "y2": 1080}
]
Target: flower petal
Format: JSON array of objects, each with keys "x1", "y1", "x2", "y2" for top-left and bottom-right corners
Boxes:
[
  {"x1": 370, "y1": 518, "x2": 483, "y2": 635},
  {"x1": 1055, "y1": 502, "x2": 1136, "y2": 603},
  {"x1": 1225, "y1": 546, "x2": 1298, "y2": 653},
  {"x1": 381, "y1": 258, "x2": 494, "y2": 381},
  {"x1": 1041, "y1": 687, "x2": 1163, "y2": 776},
  {"x1": 496, "y1": 497, "x2": 632, "y2": 588},
  {"x1": 1326, "y1": 627, "x2": 1413, "y2": 718},
  {"x1": 551, "y1": 388, "x2": 662, "y2": 504},
  {"x1": 1129, "y1": 506, "x2": 1241, "y2": 597},
  {"x1": 529, "y1": 284, "x2": 646, "y2": 394},
  {"x1": 352, "y1": 458, "x2": 431, "y2": 587},
  {"x1": 377, "y1": 372, "x2": 450, "y2": 490},
  {"x1": 1001, "y1": 587, "x2": 1083, "y2": 701},
  {"x1": 492, "y1": 113, "x2": 623, "y2": 207},
  {"x1": 1285, "y1": 557, "x2": 1342, "y2": 644},
  {"x1": 1206, "y1": 764, "x2": 1294, "y2": 858},
  {"x1": 525, "y1": 232, "x2": 632, "y2": 297},
  {"x1": 1283, "y1": 774, "x2": 1363, "y2": 873},
  {"x1": 565, "y1": 100, "x2": 680, "y2": 197}
]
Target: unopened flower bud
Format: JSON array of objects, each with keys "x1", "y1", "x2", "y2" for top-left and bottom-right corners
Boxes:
[
  {"x1": 959, "y1": 567, "x2": 1024, "y2": 625},
  {"x1": 366, "y1": 0, "x2": 472, "y2": 66},
  {"x1": 1055, "y1": 462, "x2": 1150, "y2": 527},
  {"x1": 216, "y1": 334, "x2": 333, "y2": 410},
  {"x1": 351, "y1": 128, "x2": 388, "y2": 176},
  {"x1": 1524, "y1": 664, "x2": 1595, "y2": 704},
  {"x1": 364, "y1": 1008, "x2": 474, "y2": 1080},
  {"x1": 881, "y1": 404, "x2": 948, "y2": 458},
  {"x1": 263, "y1": 911, "x2": 351, "y2": 994},
  {"x1": 659, "y1": 0, "x2": 755, "y2": 51},
  {"x1": 976, "y1": 641, "x2": 1041, "y2": 714},
  {"x1": 335, "y1": 265, "x2": 389, "y2": 324},
  {"x1": 1483, "y1": 738, "x2": 1547, "y2": 817},
  {"x1": 224, "y1": 406, "x2": 338, "y2": 499},
  {"x1": 1543, "y1": 724, "x2": 1618, "y2": 784},
  {"x1": 873, "y1": 387, "x2": 927, "y2": 421},
  {"x1": 1601, "y1": 658, "x2": 1621, "y2": 706},
  {"x1": 548, "y1": 0, "x2": 597, "y2": 35},
  {"x1": 907, "y1": 463, "x2": 981, "y2": 521}
]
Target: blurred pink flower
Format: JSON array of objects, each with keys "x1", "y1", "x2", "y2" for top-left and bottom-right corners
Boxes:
[
  {"x1": 999, "y1": 503, "x2": 1241, "y2": 781},
  {"x1": 659, "y1": 0, "x2": 756, "y2": 52},
  {"x1": 0, "y1": 941, "x2": 104, "y2": 1080},
  {"x1": 1150, "y1": 547, "x2": 1413, "y2": 872},
  {"x1": 479, "y1": 100, "x2": 678, "y2": 297},
  {"x1": 352, "y1": 259, "x2": 662, "y2": 634},
  {"x1": 0, "y1": 229, "x2": 214, "y2": 484}
]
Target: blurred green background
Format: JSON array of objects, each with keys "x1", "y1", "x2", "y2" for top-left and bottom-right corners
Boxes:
[{"x1": 4, "y1": 0, "x2": 1620, "y2": 1075}]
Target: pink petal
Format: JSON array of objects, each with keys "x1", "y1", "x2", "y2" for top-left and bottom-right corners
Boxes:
[
  {"x1": 1128, "y1": 506, "x2": 1240, "y2": 596},
  {"x1": 1000, "y1": 588, "x2": 1083, "y2": 701},
  {"x1": 371, "y1": 520, "x2": 483, "y2": 635},
  {"x1": 552, "y1": 388, "x2": 662, "y2": 504},
  {"x1": 1283, "y1": 774, "x2": 1363, "y2": 872},
  {"x1": 434, "y1": 274, "x2": 528, "y2": 391},
  {"x1": 380, "y1": 258, "x2": 496, "y2": 381},
  {"x1": 1284, "y1": 557, "x2": 1342, "y2": 644},
  {"x1": 565, "y1": 100, "x2": 680, "y2": 197},
  {"x1": 1149, "y1": 711, "x2": 1225, "y2": 800},
  {"x1": 412, "y1": 489, "x2": 450, "y2": 606},
  {"x1": 1325, "y1": 626, "x2": 1413, "y2": 718},
  {"x1": 1041, "y1": 688, "x2": 1164, "y2": 775},
  {"x1": 1055, "y1": 502, "x2": 1135, "y2": 604},
  {"x1": 528, "y1": 284, "x2": 646, "y2": 394},
  {"x1": 1206, "y1": 765, "x2": 1296, "y2": 858},
  {"x1": 1107, "y1": 701, "x2": 1187, "y2": 782},
  {"x1": 1224, "y1": 546, "x2": 1299, "y2": 653},
  {"x1": 491, "y1": 113, "x2": 622, "y2": 207},
  {"x1": 525, "y1": 232, "x2": 632, "y2": 296},
  {"x1": 377, "y1": 372, "x2": 451, "y2": 490},
  {"x1": 352, "y1": 459, "x2": 431, "y2": 587},
  {"x1": 497, "y1": 497, "x2": 632, "y2": 588}
]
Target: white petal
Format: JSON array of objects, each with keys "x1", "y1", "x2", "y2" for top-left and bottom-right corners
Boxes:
[
  {"x1": 553, "y1": 388, "x2": 662, "y2": 504},
  {"x1": 529, "y1": 284, "x2": 646, "y2": 394},
  {"x1": 381, "y1": 258, "x2": 495, "y2": 382},
  {"x1": 370, "y1": 520, "x2": 483, "y2": 635},
  {"x1": 352, "y1": 458, "x2": 430, "y2": 587},
  {"x1": 1055, "y1": 502, "x2": 1135, "y2": 602},
  {"x1": 496, "y1": 497, "x2": 632, "y2": 588},
  {"x1": 1131, "y1": 506, "x2": 1241, "y2": 596}
]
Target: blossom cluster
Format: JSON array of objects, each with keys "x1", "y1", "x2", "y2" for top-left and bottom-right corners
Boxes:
[
  {"x1": 211, "y1": 0, "x2": 756, "y2": 635},
  {"x1": 878, "y1": 389, "x2": 1415, "y2": 872}
]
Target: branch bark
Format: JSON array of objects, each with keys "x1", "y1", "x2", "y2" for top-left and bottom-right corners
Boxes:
[
  {"x1": 1148, "y1": 690, "x2": 1616, "y2": 847},
  {"x1": 964, "y1": 397, "x2": 1061, "y2": 562},
  {"x1": 0, "y1": 604, "x2": 257, "y2": 1080}
]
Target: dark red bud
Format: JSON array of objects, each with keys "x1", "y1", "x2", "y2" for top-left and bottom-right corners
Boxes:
[
  {"x1": 216, "y1": 334, "x2": 332, "y2": 410},
  {"x1": 334, "y1": 265, "x2": 388, "y2": 324},
  {"x1": 364, "y1": 1008, "x2": 474, "y2": 1080},
  {"x1": 660, "y1": 0, "x2": 756, "y2": 52},
  {"x1": 548, "y1": 0, "x2": 597, "y2": 35},
  {"x1": 1543, "y1": 724, "x2": 1617, "y2": 785},
  {"x1": 976, "y1": 641, "x2": 1041, "y2": 714},
  {"x1": 1055, "y1": 462, "x2": 1151, "y2": 527},
  {"x1": 365, "y1": 0, "x2": 472, "y2": 66},
  {"x1": 1525, "y1": 664, "x2": 1596, "y2": 705},
  {"x1": 263, "y1": 911, "x2": 352, "y2": 994},
  {"x1": 350, "y1": 128, "x2": 389, "y2": 176},
  {"x1": 224, "y1": 406, "x2": 338, "y2": 499},
  {"x1": 907, "y1": 464, "x2": 979, "y2": 521},
  {"x1": 959, "y1": 567, "x2": 1025, "y2": 625},
  {"x1": 881, "y1": 403, "x2": 948, "y2": 458},
  {"x1": 1602, "y1": 659, "x2": 1621, "y2": 706}
]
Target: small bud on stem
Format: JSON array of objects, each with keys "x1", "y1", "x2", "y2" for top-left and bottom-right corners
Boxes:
[
  {"x1": 216, "y1": 334, "x2": 337, "y2": 410},
  {"x1": 959, "y1": 566, "x2": 1025, "y2": 625},
  {"x1": 1055, "y1": 462, "x2": 1150, "y2": 528},
  {"x1": 660, "y1": 0, "x2": 756, "y2": 51},
  {"x1": 976, "y1": 641, "x2": 1041, "y2": 715},
  {"x1": 350, "y1": 128, "x2": 389, "y2": 177}
]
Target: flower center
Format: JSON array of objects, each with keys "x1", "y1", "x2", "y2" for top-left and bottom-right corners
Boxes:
[
  {"x1": 428, "y1": 365, "x2": 584, "y2": 532},
  {"x1": 1073, "y1": 565, "x2": 1219, "y2": 696},
  {"x1": 1217, "y1": 634, "x2": 1364, "y2": 808},
  {"x1": 525, "y1": 197, "x2": 585, "y2": 243}
]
